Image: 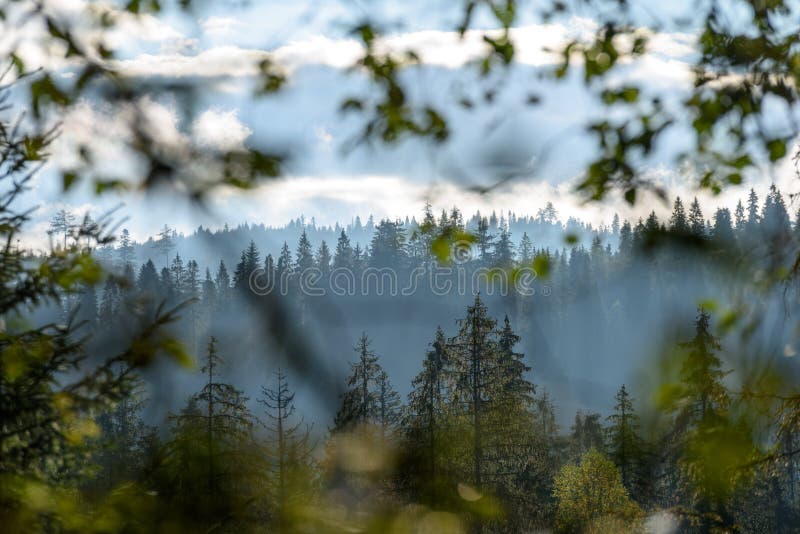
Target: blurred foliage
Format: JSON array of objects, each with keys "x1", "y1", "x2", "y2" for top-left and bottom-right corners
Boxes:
[
  {"x1": 4, "y1": 1, "x2": 800, "y2": 532},
  {"x1": 0, "y1": 89, "x2": 191, "y2": 529},
  {"x1": 3, "y1": 0, "x2": 800, "y2": 202}
]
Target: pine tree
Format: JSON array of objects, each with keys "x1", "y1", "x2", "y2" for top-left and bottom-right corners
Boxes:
[
  {"x1": 618, "y1": 221, "x2": 633, "y2": 261},
  {"x1": 48, "y1": 209, "x2": 76, "y2": 249},
  {"x1": 295, "y1": 231, "x2": 314, "y2": 272},
  {"x1": 184, "y1": 259, "x2": 200, "y2": 297},
  {"x1": 670, "y1": 197, "x2": 688, "y2": 233},
  {"x1": 234, "y1": 241, "x2": 261, "y2": 291},
  {"x1": 369, "y1": 219, "x2": 406, "y2": 268},
  {"x1": 664, "y1": 310, "x2": 738, "y2": 530},
  {"x1": 375, "y1": 370, "x2": 401, "y2": 438},
  {"x1": 333, "y1": 333, "x2": 384, "y2": 431},
  {"x1": 202, "y1": 268, "x2": 216, "y2": 306},
  {"x1": 475, "y1": 217, "x2": 494, "y2": 263},
  {"x1": 316, "y1": 240, "x2": 332, "y2": 277},
  {"x1": 688, "y1": 197, "x2": 706, "y2": 238},
  {"x1": 493, "y1": 227, "x2": 514, "y2": 268},
  {"x1": 419, "y1": 202, "x2": 438, "y2": 260},
  {"x1": 76, "y1": 283, "x2": 98, "y2": 327},
  {"x1": 762, "y1": 184, "x2": 791, "y2": 243},
  {"x1": 262, "y1": 254, "x2": 276, "y2": 294},
  {"x1": 606, "y1": 385, "x2": 645, "y2": 495},
  {"x1": 258, "y1": 369, "x2": 315, "y2": 528},
  {"x1": 747, "y1": 188, "x2": 760, "y2": 227},
  {"x1": 333, "y1": 230, "x2": 354, "y2": 270},
  {"x1": 94, "y1": 374, "x2": 156, "y2": 491},
  {"x1": 169, "y1": 337, "x2": 255, "y2": 496},
  {"x1": 447, "y1": 295, "x2": 538, "y2": 512},
  {"x1": 98, "y1": 278, "x2": 120, "y2": 327},
  {"x1": 117, "y1": 228, "x2": 136, "y2": 270},
  {"x1": 537, "y1": 202, "x2": 558, "y2": 224},
  {"x1": 153, "y1": 224, "x2": 175, "y2": 268},
  {"x1": 570, "y1": 411, "x2": 605, "y2": 459},
  {"x1": 518, "y1": 232, "x2": 533, "y2": 265},
  {"x1": 137, "y1": 259, "x2": 159, "y2": 294},
  {"x1": 712, "y1": 208, "x2": 735, "y2": 244},
  {"x1": 676, "y1": 310, "x2": 729, "y2": 426},
  {"x1": 170, "y1": 253, "x2": 186, "y2": 295},
  {"x1": 644, "y1": 210, "x2": 660, "y2": 235},
  {"x1": 214, "y1": 260, "x2": 231, "y2": 302},
  {"x1": 160, "y1": 267, "x2": 174, "y2": 300},
  {"x1": 734, "y1": 200, "x2": 746, "y2": 231},
  {"x1": 276, "y1": 241, "x2": 293, "y2": 285},
  {"x1": 405, "y1": 327, "x2": 450, "y2": 498},
  {"x1": 448, "y1": 296, "x2": 497, "y2": 494}
]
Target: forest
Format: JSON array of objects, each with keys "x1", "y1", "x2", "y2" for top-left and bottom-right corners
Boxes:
[
  {"x1": 5, "y1": 187, "x2": 798, "y2": 532},
  {"x1": 6, "y1": 0, "x2": 800, "y2": 532}
]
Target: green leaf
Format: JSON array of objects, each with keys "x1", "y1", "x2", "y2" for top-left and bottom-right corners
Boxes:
[
  {"x1": 62, "y1": 172, "x2": 77, "y2": 192},
  {"x1": 767, "y1": 138, "x2": 787, "y2": 161},
  {"x1": 726, "y1": 172, "x2": 742, "y2": 185},
  {"x1": 533, "y1": 255, "x2": 551, "y2": 278}
]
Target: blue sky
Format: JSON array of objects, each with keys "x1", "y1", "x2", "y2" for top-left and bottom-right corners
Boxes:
[{"x1": 5, "y1": 0, "x2": 799, "y2": 247}]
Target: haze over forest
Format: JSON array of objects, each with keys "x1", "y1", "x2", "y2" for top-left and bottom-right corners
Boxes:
[{"x1": 7, "y1": 0, "x2": 800, "y2": 532}]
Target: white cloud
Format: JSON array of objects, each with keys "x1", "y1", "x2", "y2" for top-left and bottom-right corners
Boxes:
[
  {"x1": 111, "y1": 18, "x2": 696, "y2": 79},
  {"x1": 192, "y1": 109, "x2": 252, "y2": 151},
  {"x1": 114, "y1": 46, "x2": 269, "y2": 78},
  {"x1": 202, "y1": 16, "x2": 246, "y2": 39}
]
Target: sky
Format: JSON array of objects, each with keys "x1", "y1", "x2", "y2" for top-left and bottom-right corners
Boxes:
[{"x1": 4, "y1": 0, "x2": 800, "y2": 247}]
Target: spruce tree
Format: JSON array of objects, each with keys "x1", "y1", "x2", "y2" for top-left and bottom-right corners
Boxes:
[
  {"x1": 606, "y1": 385, "x2": 645, "y2": 495},
  {"x1": 712, "y1": 208, "x2": 735, "y2": 244},
  {"x1": 369, "y1": 219, "x2": 406, "y2": 268},
  {"x1": 214, "y1": 260, "x2": 231, "y2": 302},
  {"x1": 93, "y1": 374, "x2": 156, "y2": 491},
  {"x1": 688, "y1": 197, "x2": 706, "y2": 238},
  {"x1": 333, "y1": 333, "x2": 383, "y2": 431},
  {"x1": 137, "y1": 259, "x2": 159, "y2": 294},
  {"x1": 518, "y1": 232, "x2": 533, "y2": 265},
  {"x1": 165, "y1": 337, "x2": 257, "y2": 515},
  {"x1": 405, "y1": 327, "x2": 450, "y2": 498},
  {"x1": 316, "y1": 240, "x2": 332, "y2": 277},
  {"x1": 333, "y1": 230, "x2": 354, "y2": 270},
  {"x1": 169, "y1": 253, "x2": 186, "y2": 295},
  {"x1": 670, "y1": 197, "x2": 688, "y2": 233},
  {"x1": 493, "y1": 227, "x2": 515, "y2": 268},
  {"x1": 295, "y1": 231, "x2": 314, "y2": 273},
  {"x1": 276, "y1": 242, "x2": 294, "y2": 291},
  {"x1": 258, "y1": 369, "x2": 315, "y2": 528},
  {"x1": 375, "y1": 370, "x2": 402, "y2": 438},
  {"x1": 475, "y1": 216, "x2": 494, "y2": 263},
  {"x1": 664, "y1": 310, "x2": 739, "y2": 530},
  {"x1": 117, "y1": 228, "x2": 136, "y2": 271},
  {"x1": 234, "y1": 240, "x2": 261, "y2": 291},
  {"x1": 762, "y1": 184, "x2": 791, "y2": 243},
  {"x1": 747, "y1": 188, "x2": 760, "y2": 227},
  {"x1": 734, "y1": 200, "x2": 746, "y2": 231},
  {"x1": 153, "y1": 224, "x2": 175, "y2": 268},
  {"x1": 202, "y1": 268, "x2": 216, "y2": 306},
  {"x1": 48, "y1": 208, "x2": 76, "y2": 250},
  {"x1": 448, "y1": 295, "x2": 498, "y2": 494},
  {"x1": 98, "y1": 278, "x2": 120, "y2": 327},
  {"x1": 184, "y1": 259, "x2": 200, "y2": 297},
  {"x1": 570, "y1": 411, "x2": 605, "y2": 459}
]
